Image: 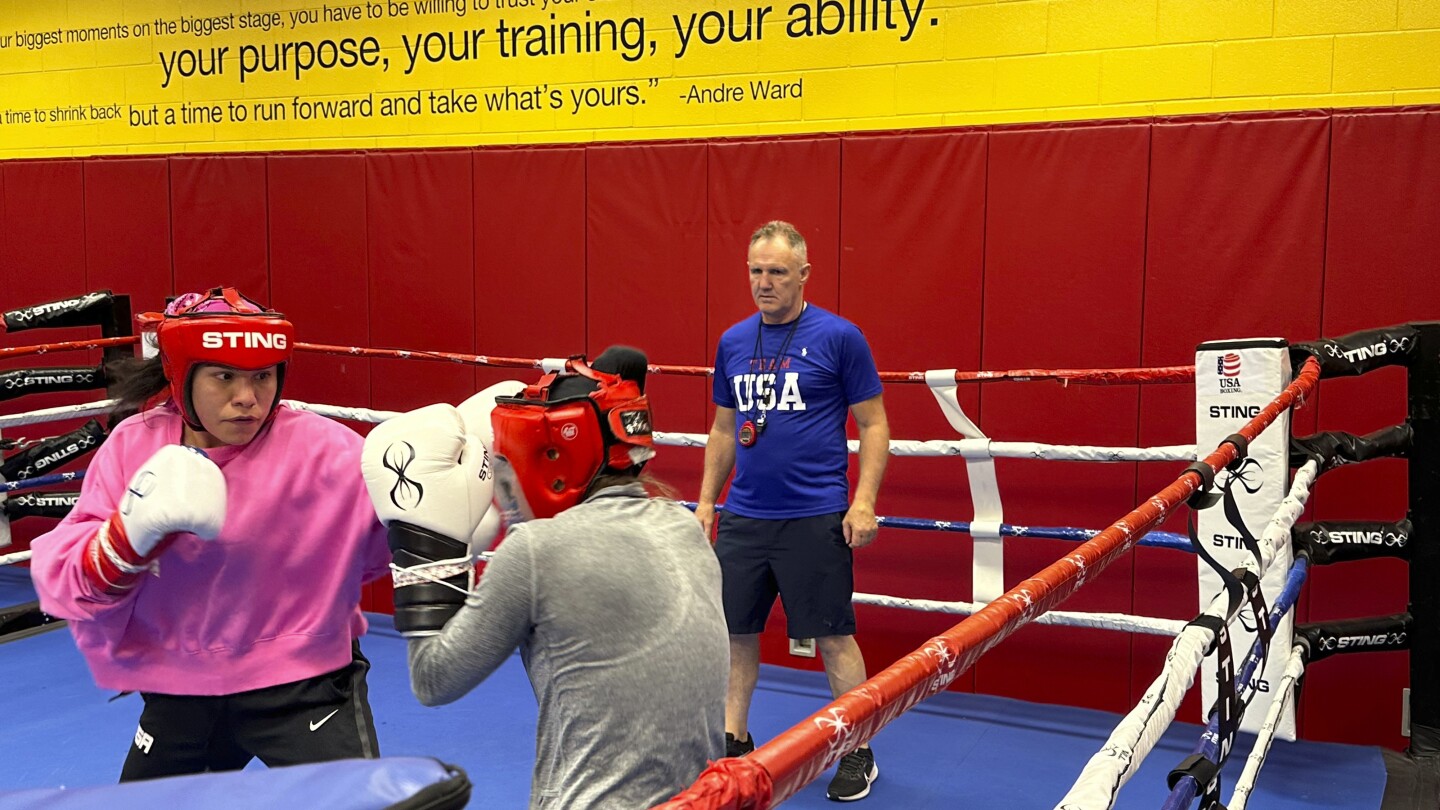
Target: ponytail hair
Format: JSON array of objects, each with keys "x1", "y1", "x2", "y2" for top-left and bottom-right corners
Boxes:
[{"x1": 104, "y1": 355, "x2": 169, "y2": 430}]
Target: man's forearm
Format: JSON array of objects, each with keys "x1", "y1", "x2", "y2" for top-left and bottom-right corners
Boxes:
[
  {"x1": 852, "y1": 422, "x2": 890, "y2": 509},
  {"x1": 699, "y1": 428, "x2": 736, "y2": 507}
]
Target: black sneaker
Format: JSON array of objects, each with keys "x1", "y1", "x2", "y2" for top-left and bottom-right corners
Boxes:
[
  {"x1": 826, "y1": 747, "x2": 878, "y2": 801},
  {"x1": 725, "y1": 732, "x2": 755, "y2": 758}
]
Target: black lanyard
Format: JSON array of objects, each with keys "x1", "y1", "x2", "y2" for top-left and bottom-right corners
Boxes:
[{"x1": 747, "y1": 305, "x2": 804, "y2": 430}]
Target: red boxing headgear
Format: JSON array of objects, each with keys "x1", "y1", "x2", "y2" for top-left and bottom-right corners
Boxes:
[
  {"x1": 139, "y1": 287, "x2": 295, "y2": 430},
  {"x1": 490, "y1": 351, "x2": 654, "y2": 521}
]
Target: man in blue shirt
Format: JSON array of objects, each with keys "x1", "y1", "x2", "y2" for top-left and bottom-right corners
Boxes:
[{"x1": 696, "y1": 220, "x2": 890, "y2": 802}]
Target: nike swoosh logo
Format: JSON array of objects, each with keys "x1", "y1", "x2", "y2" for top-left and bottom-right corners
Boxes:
[{"x1": 309, "y1": 709, "x2": 340, "y2": 732}]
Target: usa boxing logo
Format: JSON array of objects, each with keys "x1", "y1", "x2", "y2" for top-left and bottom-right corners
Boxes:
[
  {"x1": 1218, "y1": 352, "x2": 1242, "y2": 377},
  {"x1": 1217, "y1": 352, "x2": 1243, "y2": 393},
  {"x1": 383, "y1": 442, "x2": 423, "y2": 510}
]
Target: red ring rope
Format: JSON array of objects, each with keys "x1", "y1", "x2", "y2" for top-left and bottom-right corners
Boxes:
[{"x1": 0, "y1": 336, "x2": 1195, "y2": 385}]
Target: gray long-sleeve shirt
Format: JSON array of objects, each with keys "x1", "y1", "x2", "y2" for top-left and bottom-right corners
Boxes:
[{"x1": 407, "y1": 484, "x2": 729, "y2": 809}]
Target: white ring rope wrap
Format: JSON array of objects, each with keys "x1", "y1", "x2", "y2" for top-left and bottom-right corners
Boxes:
[
  {"x1": 922, "y1": 368, "x2": 1008, "y2": 602},
  {"x1": 1227, "y1": 645, "x2": 1307, "y2": 810},
  {"x1": 0, "y1": 550, "x2": 32, "y2": 566},
  {"x1": 1053, "y1": 459, "x2": 1320, "y2": 810},
  {"x1": 853, "y1": 592, "x2": 1188, "y2": 636},
  {"x1": 283, "y1": 400, "x2": 402, "y2": 424},
  {"x1": 0, "y1": 400, "x2": 116, "y2": 429},
  {"x1": 653, "y1": 432, "x2": 1197, "y2": 461}
]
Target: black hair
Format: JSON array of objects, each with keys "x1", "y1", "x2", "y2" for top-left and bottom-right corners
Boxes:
[{"x1": 104, "y1": 354, "x2": 169, "y2": 430}]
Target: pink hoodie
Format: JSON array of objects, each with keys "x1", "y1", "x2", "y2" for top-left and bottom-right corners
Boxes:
[{"x1": 29, "y1": 404, "x2": 390, "y2": 695}]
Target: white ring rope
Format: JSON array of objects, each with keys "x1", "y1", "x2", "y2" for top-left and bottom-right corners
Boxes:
[
  {"x1": 0, "y1": 550, "x2": 32, "y2": 566},
  {"x1": 283, "y1": 400, "x2": 402, "y2": 424},
  {"x1": 1226, "y1": 644, "x2": 1307, "y2": 810},
  {"x1": 0, "y1": 401, "x2": 1199, "y2": 462},
  {"x1": 852, "y1": 592, "x2": 1189, "y2": 636},
  {"x1": 651, "y1": 431, "x2": 1196, "y2": 461},
  {"x1": 0, "y1": 400, "x2": 116, "y2": 429},
  {"x1": 1054, "y1": 459, "x2": 1321, "y2": 810}
]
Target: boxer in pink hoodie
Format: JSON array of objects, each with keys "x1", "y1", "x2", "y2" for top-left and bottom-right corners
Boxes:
[{"x1": 30, "y1": 287, "x2": 389, "y2": 782}]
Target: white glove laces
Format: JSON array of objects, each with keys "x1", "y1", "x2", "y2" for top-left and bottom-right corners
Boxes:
[{"x1": 390, "y1": 557, "x2": 474, "y2": 594}]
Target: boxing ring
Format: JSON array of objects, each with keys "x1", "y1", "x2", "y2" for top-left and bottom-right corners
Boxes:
[{"x1": 1, "y1": 292, "x2": 1432, "y2": 808}]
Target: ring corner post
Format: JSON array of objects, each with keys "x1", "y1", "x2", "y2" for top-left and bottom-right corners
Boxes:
[{"x1": 1407, "y1": 322, "x2": 1440, "y2": 761}]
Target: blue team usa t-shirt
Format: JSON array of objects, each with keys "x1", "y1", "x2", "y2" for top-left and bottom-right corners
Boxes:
[{"x1": 713, "y1": 305, "x2": 883, "y2": 519}]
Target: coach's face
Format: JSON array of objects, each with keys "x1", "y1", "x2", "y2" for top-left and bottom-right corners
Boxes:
[{"x1": 747, "y1": 237, "x2": 809, "y2": 325}]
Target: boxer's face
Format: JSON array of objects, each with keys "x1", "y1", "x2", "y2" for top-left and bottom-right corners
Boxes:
[
  {"x1": 188, "y1": 363, "x2": 278, "y2": 447},
  {"x1": 748, "y1": 237, "x2": 809, "y2": 324}
]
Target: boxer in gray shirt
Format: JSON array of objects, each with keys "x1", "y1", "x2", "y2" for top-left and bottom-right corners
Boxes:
[
  {"x1": 410, "y1": 484, "x2": 728, "y2": 809},
  {"x1": 363, "y1": 346, "x2": 727, "y2": 809}
]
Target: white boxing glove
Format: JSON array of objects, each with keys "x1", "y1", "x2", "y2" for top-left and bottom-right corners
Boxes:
[
  {"x1": 83, "y1": 444, "x2": 226, "y2": 594},
  {"x1": 362, "y1": 403, "x2": 494, "y2": 547},
  {"x1": 361, "y1": 400, "x2": 503, "y2": 636},
  {"x1": 458, "y1": 380, "x2": 525, "y2": 551}
]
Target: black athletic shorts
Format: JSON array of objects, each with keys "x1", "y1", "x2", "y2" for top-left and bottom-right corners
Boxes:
[
  {"x1": 120, "y1": 641, "x2": 379, "y2": 782},
  {"x1": 714, "y1": 510, "x2": 856, "y2": 639}
]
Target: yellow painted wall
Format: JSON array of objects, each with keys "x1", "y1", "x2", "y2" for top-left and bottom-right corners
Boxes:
[{"x1": 1, "y1": 0, "x2": 1437, "y2": 158}]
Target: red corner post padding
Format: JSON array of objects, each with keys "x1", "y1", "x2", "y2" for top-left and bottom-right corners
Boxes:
[{"x1": 656, "y1": 358, "x2": 1320, "y2": 809}]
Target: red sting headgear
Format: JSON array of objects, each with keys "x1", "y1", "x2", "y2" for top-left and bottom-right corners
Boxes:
[
  {"x1": 138, "y1": 287, "x2": 295, "y2": 430},
  {"x1": 489, "y1": 348, "x2": 654, "y2": 521}
]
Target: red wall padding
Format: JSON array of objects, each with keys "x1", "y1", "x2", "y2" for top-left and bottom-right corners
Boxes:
[
  {"x1": 2, "y1": 108, "x2": 1438, "y2": 749},
  {"x1": 365, "y1": 151, "x2": 476, "y2": 413},
  {"x1": 471, "y1": 147, "x2": 587, "y2": 393},
  {"x1": 838, "y1": 130, "x2": 989, "y2": 692},
  {"x1": 268, "y1": 154, "x2": 371, "y2": 411},
  {"x1": 978, "y1": 123, "x2": 1151, "y2": 711},
  {"x1": 170, "y1": 157, "x2": 269, "y2": 297},
  {"x1": 84, "y1": 159, "x2": 173, "y2": 313},
  {"x1": 587, "y1": 143, "x2": 710, "y2": 498},
  {"x1": 1, "y1": 161, "x2": 89, "y2": 357}
]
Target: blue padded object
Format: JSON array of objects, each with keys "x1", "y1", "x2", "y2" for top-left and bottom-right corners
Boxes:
[
  {"x1": 0, "y1": 565, "x2": 37, "y2": 605},
  {"x1": 0, "y1": 757, "x2": 469, "y2": 810}
]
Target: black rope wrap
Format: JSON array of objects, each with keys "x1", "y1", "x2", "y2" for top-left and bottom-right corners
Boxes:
[
  {"x1": 1221, "y1": 433, "x2": 1250, "y2": 470},
  {"x1": 2, "y1": 491, "x2": 80, "y2": 520},
  {"x1": 0, "y1": 420, "x2": 106, "y2": 482},
  {"x1": 1167, "y1": 754, "x2": 1224, "y2": 808},
  {"x1": 1185, "y1": 461, "x2": 1220, "y2": 509},
  {"x1": 1289, "y1": 425, "x2": 1413, "y2": 473},
  {"x1": 1, "y1": 291, "x2": 115, "y2": 333},
  {"x1": 1297, "y1": 614, "x2": 1412, "y2": 664},
  {"x1": 0, "y1": 365, "x2": 107, "y2": 403},
  {"x1": 1289, "y1": 324, "x2": 1420, "y2": 378},
  {"x1": 1294, "y1": 519, "x2": 1411, "y2": 565}
]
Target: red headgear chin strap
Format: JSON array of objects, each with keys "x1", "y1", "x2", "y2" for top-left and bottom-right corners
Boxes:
[{"x1": 489, "y1": 355, "x2": 654, "y2": 521}]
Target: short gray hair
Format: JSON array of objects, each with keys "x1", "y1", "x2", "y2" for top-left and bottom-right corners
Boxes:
[{"x1": 749, "y1": 220, "x2": 808, "y2": 264}]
